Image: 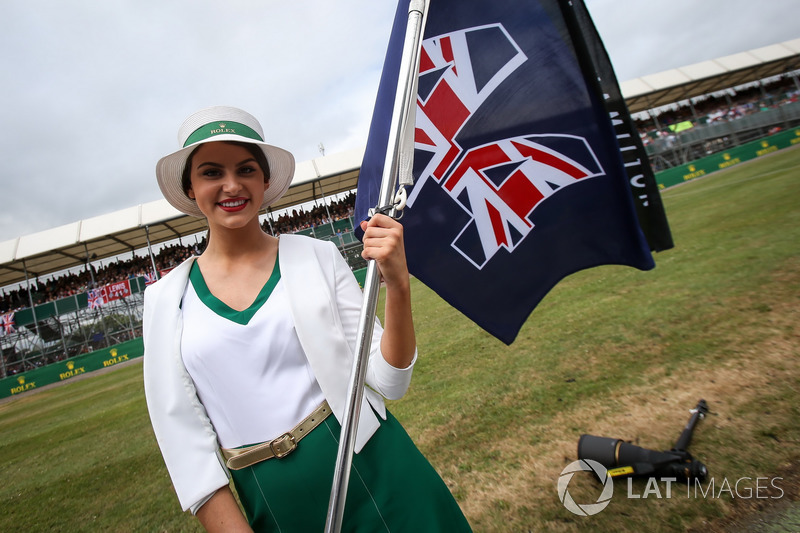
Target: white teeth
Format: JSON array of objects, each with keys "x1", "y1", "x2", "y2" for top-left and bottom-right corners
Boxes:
[{"x1": 220, "y1": 199, "x2": 246, "y2": 207}]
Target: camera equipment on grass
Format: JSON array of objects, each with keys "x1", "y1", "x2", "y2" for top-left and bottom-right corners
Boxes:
[{"x1": 578, "y1": 399, "x2": 709, "y2": 481}]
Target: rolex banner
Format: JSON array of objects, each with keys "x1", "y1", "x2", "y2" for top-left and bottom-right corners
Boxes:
[
  {"x1": 356, "y1": 0, "x2": 670, "y2": 344},
  {"x1": 0, "y1": 338, "x2": 144, "y2": 399}
]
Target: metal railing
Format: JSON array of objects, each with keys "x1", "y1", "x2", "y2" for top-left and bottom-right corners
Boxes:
[
  {"x1": 643, "y1": 102, "x2": 800, "y2": 170},
  {"x1": 0, "y1": 220, "x2": 364, "y2": 378}
]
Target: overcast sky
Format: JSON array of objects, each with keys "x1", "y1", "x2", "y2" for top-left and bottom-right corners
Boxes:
[{"x1": 1, "y1": 0, "x2": 797, "y2": 243}]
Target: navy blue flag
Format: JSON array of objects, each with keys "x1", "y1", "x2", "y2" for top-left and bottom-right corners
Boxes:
[{"x1": 356, "y1": 0, "x2": 669, "y2": 345}]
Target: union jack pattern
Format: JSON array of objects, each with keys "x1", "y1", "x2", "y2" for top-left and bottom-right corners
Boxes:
[
  {"x1": 356, "y1": 0, "x2": 657, "y2": 344},
  {"x1": 408, "y1": 24, "x2": 604, "y2": 268},
  {"x1": 0, "y1": 312, "x2": 15, "y2": 336},
  {"x1": 87, "y1": 288, "x2": 106, "y2": 309}
]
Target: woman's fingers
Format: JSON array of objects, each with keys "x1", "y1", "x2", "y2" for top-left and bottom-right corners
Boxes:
[
  {"x1": 360, "y1": 215, "x2": 401, "y2": 254},
  {"x1": 359, "y1": 214, "x2": 408, "y2": 286}
]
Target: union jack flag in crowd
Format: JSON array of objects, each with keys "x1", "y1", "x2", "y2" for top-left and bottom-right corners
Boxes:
[
  {"x1": 87, "y1": 288, "x2": 106, "y2": 309},
  {"x1": 0, "y1": 312, "x2": 15, "y2": 336},
  {"x1": 356, "y1": 0, "x2": 669, "y2": 344},
  {"x1": 144, "y1": 271, "x2": 158, "y2": 286}
]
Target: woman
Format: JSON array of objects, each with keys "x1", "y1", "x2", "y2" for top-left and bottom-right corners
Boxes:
[{"x1": 143, "y1": 106, "x2": 471, "y2": 532}]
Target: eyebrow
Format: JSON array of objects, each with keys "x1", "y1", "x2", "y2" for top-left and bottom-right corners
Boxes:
[{"x1": 196, "y1": 158, "x2": 258, "y2": 169}]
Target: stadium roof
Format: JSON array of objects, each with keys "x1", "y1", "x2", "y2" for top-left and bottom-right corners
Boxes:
[
  {"x1": 0, "y1": 148, "x2": 362, "y2": 288},
  {"x1": 621, "y1": 38, "x2": 800, "y2": 113},
  {"x1": 2, "y1": 38, "x2": 800, "y2": 288}
]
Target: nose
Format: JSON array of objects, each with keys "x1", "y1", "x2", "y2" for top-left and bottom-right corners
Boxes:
[{"x1": 221, "y1": 171, "x2": 242, "y2": 194}]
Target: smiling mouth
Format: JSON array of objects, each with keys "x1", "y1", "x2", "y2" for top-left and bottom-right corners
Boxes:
[{"x1": 218, "y1": 198, "x2": 249, "y2": 211}]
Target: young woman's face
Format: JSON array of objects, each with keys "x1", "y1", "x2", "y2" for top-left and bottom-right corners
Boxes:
[{"x1": 186, "y1": 142, "x2": 269, "y2": 229}]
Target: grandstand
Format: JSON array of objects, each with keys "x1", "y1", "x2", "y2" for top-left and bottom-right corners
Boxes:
[{"x1": 1, "y1": 38, "x2": 798, "y2": 383}]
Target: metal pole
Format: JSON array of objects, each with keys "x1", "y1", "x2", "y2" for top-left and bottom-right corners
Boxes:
[
  {"x1": 22, "y1": 260, "x2": 43, "y2": 341},
  {"x1": 73, "y1": 293, "x2": 91, "y2": 355},
  {"x1": 0, "y1": 326, "x2": 7, "y2": 377},
  {"x1": 314, "y1": 184, "x2": 321, "y2": 239},
  {"x1": 83, "y1": 243, "x2": 97, "y2": 287},
  {"x1": 315, "y1": 178, "x2": 337, "y2": 237},
  {"x1": 266, "y1": 207, "x2": 275, "y2": 235},
  {"x1": 324, "y1": 1, "x2": 427, "y2": 531},
  {"x1": 96, "y1": 293, "x2": 111, "y2": 349},
  {"x1": 55, "y1": 315, "x2": 68, "y2": 363},
  {"x1": 144, "y1": 225, "x2": 160, "y2": 280},
  {"x1": 86, "y1": 256, "x2": 112, "y2": 350}
]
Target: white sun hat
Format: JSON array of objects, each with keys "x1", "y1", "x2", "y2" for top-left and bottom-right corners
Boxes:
[{"x1": 156, "y1": 106, "x2": 295, "y2": 218}]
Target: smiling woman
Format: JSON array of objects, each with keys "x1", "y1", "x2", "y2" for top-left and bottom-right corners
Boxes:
[
  {"x1": 142, "y1": 106, "x2": 471, "y2": 532},
  {"x1": 184, "y1": 142, "x2": 270, "y2": 229},
  {"x1": 183, "y1": 138, "x2": 270, "y2": 198}
]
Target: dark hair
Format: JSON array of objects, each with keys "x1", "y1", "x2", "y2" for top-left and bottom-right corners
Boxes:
[{"x1": 181, "y1": 141, "x2": 271, "y2": 197}]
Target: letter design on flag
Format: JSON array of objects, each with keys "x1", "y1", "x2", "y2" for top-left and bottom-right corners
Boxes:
[{"x1": 408, "y1": 24, "x2": 605, "y2": 269}]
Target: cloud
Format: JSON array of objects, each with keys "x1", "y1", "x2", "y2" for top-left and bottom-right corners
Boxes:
[
  {"x1": 585, "y1": 0, "x2": 800, "y2": 80},
  {"x1": 0, "y1": 0, "x2": 396, "y2": 241},
  {"x1": 0, "y1": 0, "x2": 797, "y2": 242}
]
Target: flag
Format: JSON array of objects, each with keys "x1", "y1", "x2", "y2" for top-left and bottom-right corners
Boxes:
[
  {"x1": 87, "y1": 288, "x2": 106, "y2": 309},
  {"x1": 0, "y1": 312, "x2": 14, "y2": 336},
  {"x1": 356, "y1": 0, "x2": 670, "y2": 344},
  {"x1": 563, "y1": 0, "x2": 673, "y2": 252},
  {"x1": 144, "y1": 272, "x2": 158, "y2": 286}
]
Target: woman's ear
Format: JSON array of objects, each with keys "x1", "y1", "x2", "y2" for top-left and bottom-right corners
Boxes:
[{"x1": 187, "y1": 187, "x2": 196, "y2": 200}]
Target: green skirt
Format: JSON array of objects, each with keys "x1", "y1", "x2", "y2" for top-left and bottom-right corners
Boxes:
[{"x1": 229, "y1": 409, "x2": 471, "y2": 532}]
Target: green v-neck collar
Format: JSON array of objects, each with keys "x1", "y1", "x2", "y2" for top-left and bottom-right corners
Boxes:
[{"x1": 188, "y1": 256, "x2": 281, "y2": 325}]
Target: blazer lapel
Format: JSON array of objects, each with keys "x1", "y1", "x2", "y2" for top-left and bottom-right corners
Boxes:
[{"x1": 279, "y1": 236, "x2": 353, "y2": 420}]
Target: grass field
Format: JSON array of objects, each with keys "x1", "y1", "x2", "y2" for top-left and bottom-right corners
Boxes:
[{"x1": 1, "y1": 146, "x2": 798, "y2": 532}]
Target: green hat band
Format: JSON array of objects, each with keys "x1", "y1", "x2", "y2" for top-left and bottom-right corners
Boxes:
[{"x1": 183, "y1": 121, "x2": 263, "y2": 147}]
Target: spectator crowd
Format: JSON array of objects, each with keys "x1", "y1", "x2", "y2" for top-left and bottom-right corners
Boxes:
[
  {"x1": 1, "y1": 194, "x2": 357, "y2": 314},
  {"x1": 4, "y1": 72, "x2": 799, "y2": 314},
  {"x1": 262, "y1": 192, "x2": 355, "y2": 235},
  {"x1": 634, "y1": 74, "x2": 799, "y2": 146}
]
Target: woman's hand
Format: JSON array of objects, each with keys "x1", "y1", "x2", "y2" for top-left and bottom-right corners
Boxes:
[
  {"x1": 359, "y1": 214, "x2": 416, "y2": 369},
  {"x1": 359, "y1": 214, "x2": 409, "y2": 290}
]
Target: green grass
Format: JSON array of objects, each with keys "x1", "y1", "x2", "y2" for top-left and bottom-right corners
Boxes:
[{"x1": 1, "y1": 147, "x2": 799, "y2": 531}]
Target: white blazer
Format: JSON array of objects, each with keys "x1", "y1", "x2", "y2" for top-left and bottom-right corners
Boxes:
[{"x1": 143, "y1": 235, "x2": 416, "y2": 512}]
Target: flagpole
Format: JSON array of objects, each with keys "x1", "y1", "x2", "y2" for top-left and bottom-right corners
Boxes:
[{"x1": 324, "y1": 1, "x2": 427, "y2": 531}]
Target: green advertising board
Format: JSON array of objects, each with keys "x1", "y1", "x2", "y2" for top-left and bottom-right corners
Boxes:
[
  {"x1": 655, "y1": 127, "x2": 800, "y2": 189},
  {"x1": 1, "y1": 337, "x2": 144, "y2": 399},
  {"x1": 353, "y1": 267, "x2": 367, "y2": 288}
]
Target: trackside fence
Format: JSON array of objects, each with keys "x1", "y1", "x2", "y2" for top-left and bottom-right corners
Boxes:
[{"x1": 2, "y1": 127, "x2": 798, "y2": 398}]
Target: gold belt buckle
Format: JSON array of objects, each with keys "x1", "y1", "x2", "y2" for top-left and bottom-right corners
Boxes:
[{"x1": 270, "y1": 433, "x2": 297, "y2": 458}]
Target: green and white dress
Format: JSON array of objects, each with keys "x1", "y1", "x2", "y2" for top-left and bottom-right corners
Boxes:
[{"x1": 180, "y1": 259, "x2": 471, "y2": 532}]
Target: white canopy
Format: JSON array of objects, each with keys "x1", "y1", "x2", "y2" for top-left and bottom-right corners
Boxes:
[
  {"x1": 621, "y1": 38, "x2": 800, "y2": 113},
  {"x1": 0, "y1": 148, "x2": 363, "y2": 287},
  {"x1": 2, "y1": 38, "x2": 800, "y2": 288}
]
